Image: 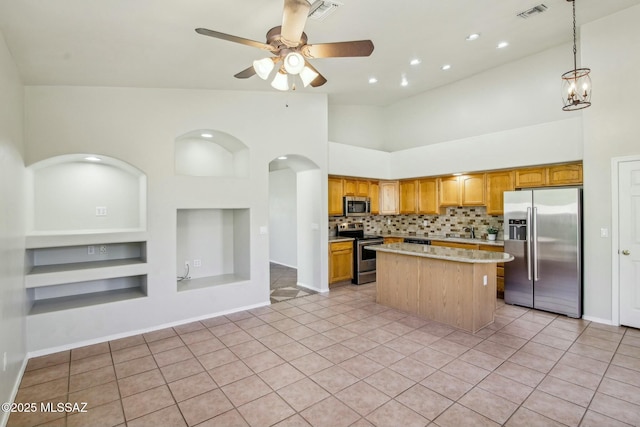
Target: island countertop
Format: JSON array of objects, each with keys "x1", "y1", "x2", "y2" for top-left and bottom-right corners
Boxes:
[{"x1": 367, "y1": 242, "x2": 514, "y2": 264}]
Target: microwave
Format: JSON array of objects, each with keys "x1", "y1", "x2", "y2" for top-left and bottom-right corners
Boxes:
[{"x1": 343, "y1": 196, "x2": 371, "y2": 217}]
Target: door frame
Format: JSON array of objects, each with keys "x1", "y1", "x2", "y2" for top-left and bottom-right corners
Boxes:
[{"x1": 611, "y1": 154, "x2": 640, "y2": 326}]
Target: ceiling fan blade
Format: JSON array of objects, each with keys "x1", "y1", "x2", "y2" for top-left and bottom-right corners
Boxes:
[
  {"x1": 234, "y1": 66, "x2": 257, "y2": 79},
  {"x1": 195, "y1": 28, "x2": 276, "y2": 52},
  {"x1": 281, "y1": 0, "x2": 311, "y2": 47},
  {"x1": 304, "y1": 61, "x2": 327, "y2": 87},
  {"x1": 303, "y1": 40, "x2": 374, "y2": 58}
]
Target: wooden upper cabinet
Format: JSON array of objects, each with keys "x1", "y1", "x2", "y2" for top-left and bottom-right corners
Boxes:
[
  {"x1": 328, "y1": 177, "x2": 344, "y2": 216},
  {"x1": 344, "y1": 178, "x2": 369, "y2": 196},
  {"x1": 343, "y1": 179, "x2": 357, "y2": 196},
  {"x1": 515, "y1": 168, "x2": 547, "y2": 188},
  {"x1": 438, "y1": 176, "x2": 461, "y2": 206},
  {"x1": 379, "y1": 181, "x2": 400, "y2": 215},
  {"x1": 439, "y1": 174, "x2": 485, "y2": 207},
  {"x1": 460, "y1": 174, "x2": 485, "y2": 206},
  {"x1": 369, "y1": 181, "x2": 380, "y2": 215},
  {"x1": 547, "y1": 163, "x2": 582, "y2": 186},
  {"x1": 486, "y1": 171, "x2": 515, "y2": 215},
  {"x1": 399, "y1": 180, "x2": 418, "y2": 214},
  {"x1": 417, "y1": 178, "x2": 438, "y2": 214}
]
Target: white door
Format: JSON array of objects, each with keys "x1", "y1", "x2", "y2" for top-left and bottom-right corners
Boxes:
[{"x1": 619, "y1": 160, "x2": 640, "y2": 327}]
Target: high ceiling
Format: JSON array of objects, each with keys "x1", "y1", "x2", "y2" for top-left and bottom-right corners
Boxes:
[{"x1": 1, "y1": 0, "x2": 639, "y2": 106}]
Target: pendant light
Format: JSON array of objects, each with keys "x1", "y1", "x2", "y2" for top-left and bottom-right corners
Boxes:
[{"x1": 561, "y1": 0, "x2": 591, "y2": 111}]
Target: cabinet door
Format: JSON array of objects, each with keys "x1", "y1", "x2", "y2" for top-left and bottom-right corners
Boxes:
[
  {"x1": 486, "y1": 171, "x2": 514, "y2": 215},
  {"x1": 328, "y1": 177, "x2": 344, "y2": 216},
  {"x1": 383, "y1": 237, "x2": 404, "y2": 244},
  {"x1": 356, "y1": 180, "x2": 370, "y2": 197},
  {"x1": 460, "y1": 174, "x2": 485, "y2": 206},
  {"x1": 379, "y1": 181, "x2": 400, "y2": 215},
  {"x1": 399, "y1": 180, "x2": 418, "y2": 214},
  {"x1": 369, "y1": 181, "x2": 380, "y2": 215},
  {"x1": 515, "y1": 168, "x2": 547, "y2": 188},
  {"x1": 438, "y1": 176, "x2": 460, "y2": 206},
  {"x1": 547, "y1": 164, "x2": 583, "y2": 186},
  {"x1": 329, "y1": 241, "x2": 353, "y2": 284},
  {"x1": 417, "y1": 178, "x2": 438, "y2": 214},
  {"x1": 343, "y1": 179, "x2": 357, "y2": 196}
]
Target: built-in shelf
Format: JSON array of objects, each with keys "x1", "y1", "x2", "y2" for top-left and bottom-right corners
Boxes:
[
  {"x1": 177, "y1": 274, "x2": 250, "y2": 292},
  {"x1": 26, "y1": 259, "x2": 147, "y2": 288},
  {"x1": 176, "y1": 208, "x2": 250, "y2": 292},
  {"x1": 26, "y1": 231, "x2": 148, "y2": 249},
  {"x1": 29, "y1": 285, "x2": 147, "y2": 315}
]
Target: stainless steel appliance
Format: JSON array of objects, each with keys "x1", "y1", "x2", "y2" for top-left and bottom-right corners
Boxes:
[
  {"x1": 404, "y1": 237, "x2": 432, "y2": 245},
  {"x1": 503, "y1": 188, "x2": 582, "y2": 317},
  {"x1": 343, "y1": 196, "x2": 371, "y2": 217},
  {"x1": 337, "y1": 222, "x2": 384, "y2": 284}
]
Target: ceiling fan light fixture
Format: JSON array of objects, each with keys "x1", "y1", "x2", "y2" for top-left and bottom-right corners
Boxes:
[
  {"x1": 271, "y1": 70, "x2": 290, "y2": 91},
  {"x1": 284, "y1": 52, "x2": 305, "y2": 74},
  {"x1": 300, "y1": 65, "x2": 319, "y2": 87},
  {"x1": 253, "y1": 57, "x2": 275, "y2": 80}
]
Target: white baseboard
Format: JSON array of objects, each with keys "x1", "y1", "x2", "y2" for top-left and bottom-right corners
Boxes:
[
  {"x1": 297, "y1": 281, "x2": 328, "y2": 294},
  {"x1": 27, "y1": 300, "x2": 270, "y2": 359},
  {"x1": 269, "y1": 261, "x2": 297, "y2": 270},
  {"x1": 582, "y1": 315, "x2": 616, "y2": 326},
  {"x1": 1, "y1": 356, "x2": 29, "y2": 427}
]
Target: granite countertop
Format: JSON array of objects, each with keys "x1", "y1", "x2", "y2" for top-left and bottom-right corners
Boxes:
[
  {"x1": 373, "y1": 232, "x2": 504, "y2": 247},
  {"x1": 367, "y1": 242, "x2": 514, "y2": 264},
  {"x1": 329, "y1": 236, "x2": 355, "y2": 243}
]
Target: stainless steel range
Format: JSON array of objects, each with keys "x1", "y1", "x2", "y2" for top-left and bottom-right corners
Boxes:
[{"x1": 337, "y1": 223, "x2": 384, "y2": 285}]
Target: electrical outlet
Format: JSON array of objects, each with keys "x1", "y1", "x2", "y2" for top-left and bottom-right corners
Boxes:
[
  {"x1": 193, "y1": 259, "x2": 202, "y2": 267},
  {"x1": 88, "y1": 245, "x2": 95, "y2": 255},
  {"x1": 184, "y1": 261, "x2": 190, "y2": 268},
  {"x1": 423, "y1": 220, "x2": 428, "y2": 226},
  {"x1": 99, "y1": 245, "x2": 107, "y2": 255},
  {"x1": 3, "y1": 352, "x2": 7, "y2": 371},
  {"x1": 95, "y1": 206, "x2": 107, "y2": 216},
  {"x1": 483, "y1": 275, "x2": 488, "y2": 286}
]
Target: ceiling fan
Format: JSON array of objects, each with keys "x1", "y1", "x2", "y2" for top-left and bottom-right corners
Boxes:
[{"x1": 195, "y1": 0, "x2": 374, "y2": 90}]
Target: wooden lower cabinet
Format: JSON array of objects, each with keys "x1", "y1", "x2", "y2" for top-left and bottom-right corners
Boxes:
[
  {"x1": 329, "y1": 241, "x2": 353, "y2": 285},
  {"x1": 383, "y1": 237, "x2": 404, "y2": 244}
]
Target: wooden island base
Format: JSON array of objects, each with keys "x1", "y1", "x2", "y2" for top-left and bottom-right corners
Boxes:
[{"x1": 376, "y1": 251, "x2": 497, "y2": 333}]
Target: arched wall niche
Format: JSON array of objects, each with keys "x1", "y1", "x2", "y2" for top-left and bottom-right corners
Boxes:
[
  {"x1": 26, "y1": 154, "x2": 147, "y2": 235},
  {"x1": 175, "y1": 129, "x2": 249, "y2": 178}
]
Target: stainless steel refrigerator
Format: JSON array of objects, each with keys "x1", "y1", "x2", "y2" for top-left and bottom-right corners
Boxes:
[{"x1": 503, "y1": 188, "x2": 582, "y2": 317}]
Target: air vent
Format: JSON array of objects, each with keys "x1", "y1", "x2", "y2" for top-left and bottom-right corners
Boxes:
[
  {"x1": 517, "y1": 4, "x2": 548, "y2": 19},
  {"x1": 308, "y1": 0, "x2": 343, "y2": 21}
]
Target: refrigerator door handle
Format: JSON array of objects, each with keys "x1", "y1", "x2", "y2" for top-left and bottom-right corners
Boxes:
[
  {"x1": 527, "y1": 207, "x2": 532, "y2": 281},
  {"x1": 533, "y1": 206, "x2": 539, "y2": 281}
]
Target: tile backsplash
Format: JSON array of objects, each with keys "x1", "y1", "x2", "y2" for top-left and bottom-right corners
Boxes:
[{"x1": 329, "y1": 206, "x2": 504, "y2": 239}]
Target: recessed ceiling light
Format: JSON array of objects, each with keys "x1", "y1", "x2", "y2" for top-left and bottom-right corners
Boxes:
[
  {"x1": 410, "y1": 58, "x2": 421, "y2": 66},
  {"x1": 277, "y1": 156, "x2": 287, "y2": 160},
  {"x1": 401, "y1": 76, "x2": 409, "y2": 87},
  {"x1": 368, "y1": 77, "x2": 378, "y2": 84},
  {"x1": 441, "y1": 64, "x2": 451, "y2": 71},
  {"x1": 466, "y1": 33, "x2": 480, "y2": 41},
  {"x1": 497, "y1": 41, "x2": 509, "y2": 49},
  {"x1": 84, "y1": 156, "x2": 101, "y2": 162},
  {"x1": 201, "y1": 133, "x2": 213, "y2": 138}
]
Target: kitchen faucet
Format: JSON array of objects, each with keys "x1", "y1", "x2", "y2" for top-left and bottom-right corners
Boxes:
[{"x1": 464, "y1": 226, "x2": 475, "y2": 239}]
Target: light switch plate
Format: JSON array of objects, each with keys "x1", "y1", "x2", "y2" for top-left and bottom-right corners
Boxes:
[{"x1": 600, "y1": 228, "x2": 609, "y2": 238}]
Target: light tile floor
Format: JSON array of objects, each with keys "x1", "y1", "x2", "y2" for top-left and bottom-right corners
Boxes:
[
  {"x1": 270, "y1": 263, "x2": 315, "y2": 304},
  {"x1": 9, "y1": 283, "x2": 640, "y2": 427}
]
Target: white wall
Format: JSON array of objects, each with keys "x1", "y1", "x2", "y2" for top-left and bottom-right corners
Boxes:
[
  {"x1": 269, "y1": 168, "x2": 297, "y2": 268},
  {"x1": 24, "y1": 87, "x2": 328, "y2": 352},
  {"x1": 0, "y1": 31, "x2": 27, "y2": 425},
  {"x1": 328, "y1": 142, "x2": 391, "y2": 178},
  {"x1": 328, "y1": 105, "x2": 386, "y2": 151},
  {"x1": 581, "y1": 4, "x2": 640, "y2": 323}
]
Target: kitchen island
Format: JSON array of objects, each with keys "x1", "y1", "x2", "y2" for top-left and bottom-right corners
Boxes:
[{"x1": 368, "y1": 243, "x2": 514, "y2": 333}]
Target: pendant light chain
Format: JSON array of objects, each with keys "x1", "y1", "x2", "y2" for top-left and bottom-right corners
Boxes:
[{"x1": 561, "y1": 0, "x2": 591, "y2": 111}]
